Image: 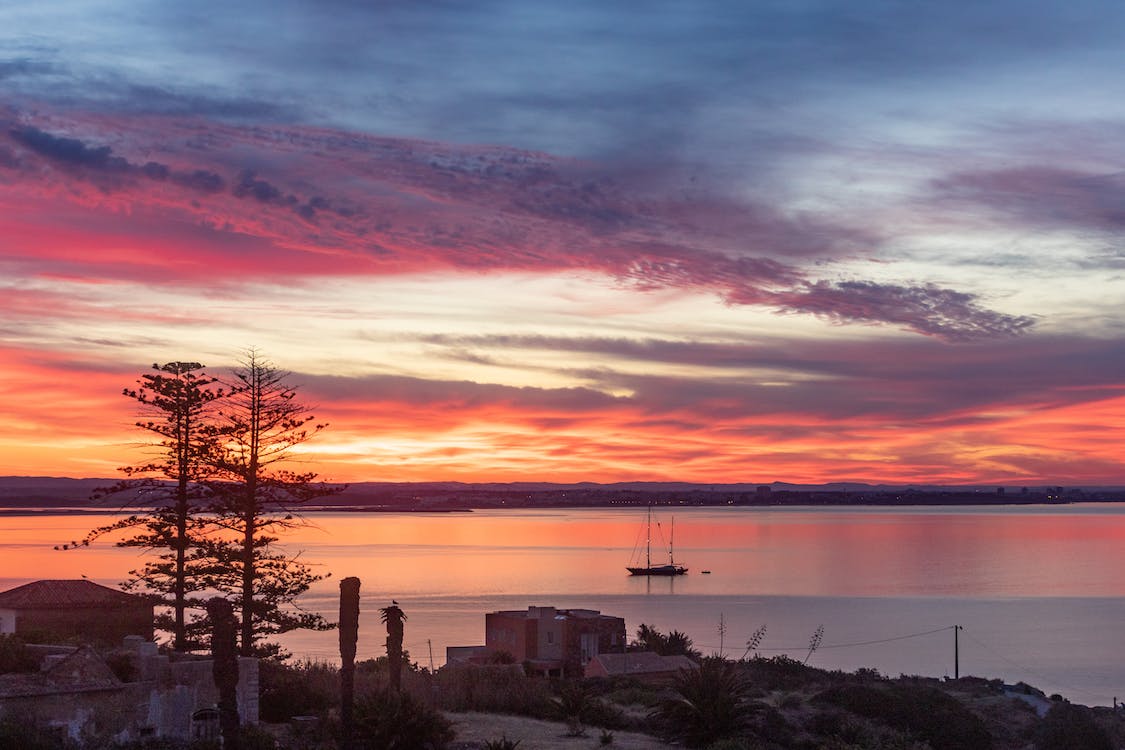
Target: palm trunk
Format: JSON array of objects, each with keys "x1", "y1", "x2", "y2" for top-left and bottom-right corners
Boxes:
[{"x1": 339, "y1": 577, "x2": 360, "y2": 746}]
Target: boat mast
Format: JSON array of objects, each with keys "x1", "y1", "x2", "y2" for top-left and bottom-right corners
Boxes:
[
  {"x1": 646, "y1": 505, "x2": 652, "y2": 568},
  {"x1": 669, "y1": 516, "x2": 675, "y2": 565}
]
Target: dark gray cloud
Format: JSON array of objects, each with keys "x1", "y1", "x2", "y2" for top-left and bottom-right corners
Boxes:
[
  {"x1": 412, "y1": 330, "x2": 1125, "y2": 422},
  {"x1": 173, "y1": 169, "x2": 225, "y2": 193},
  {"x1": 765, "y1": 281, "x2": 1036, "y2": 340},
  {"x1": 933, "y1": 167, "x2": 1125, "y2": 234},
  {"x1": 11, "y1": 126, "x2": 130, "y2": 172}
]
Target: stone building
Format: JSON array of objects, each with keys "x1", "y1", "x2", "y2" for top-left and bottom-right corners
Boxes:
[
  {"x1": 0, "y1": 580, "x2": 153, "y2": 645},
  {"x1": 0, "y1": 636, "x2": 258, "y2": 744},
  {"x1": 483, "y1": 605, "x2": 626, "y2": 677}
]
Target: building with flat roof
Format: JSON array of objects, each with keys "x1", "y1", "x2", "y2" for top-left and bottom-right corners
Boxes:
[{"x1": 483, "y1": 605, "x2": 626, "y2": 677}]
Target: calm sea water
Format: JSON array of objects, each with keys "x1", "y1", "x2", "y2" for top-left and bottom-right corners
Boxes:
[{"x1": 3, "y1": 504, "x2": 1124, "y2": 705}]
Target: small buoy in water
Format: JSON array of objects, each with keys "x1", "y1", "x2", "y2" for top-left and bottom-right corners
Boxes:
[{"x1": 702, "y1": 570, "x2": 711, "y2": 574}]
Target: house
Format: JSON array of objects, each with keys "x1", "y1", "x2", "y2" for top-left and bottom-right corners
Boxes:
[
  {"x1": 584, "y1": 650, "x2": 699, "y2": 682},
  {"x1": 0, "y1": 580, "x2": 154, "y2": 645},
  {"x1": 483, "y1": 605, "x2": 626, "y2": 677},
  {"x1": 0, "y1": 636, "x2": 258, "y2": 744}
]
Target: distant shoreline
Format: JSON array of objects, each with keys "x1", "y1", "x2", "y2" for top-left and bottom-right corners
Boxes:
[
  {"x1": 2, "y1": 498, "x2": 1124, "y2": 514},
  {"x1": 3, "y1": 475, "x2": 1124, "y2": 511}
]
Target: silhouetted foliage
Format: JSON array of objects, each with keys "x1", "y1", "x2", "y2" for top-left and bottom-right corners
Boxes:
[
  {"x1": 814, "y1": 682, "x2": 993, "y2": 750},
  {"x1": 0, "y1": 633, "x2": 39, "y2": 673},
  {"x1": 380, "y1": 603, "x2": 406, "y2": 691},
  {"x1": 649, "y1": 657, "x2": 758, "y2": 747},
  {"x1": 631, "y1": 623, "x2": 702, "y2": 660},
  {"x1": 75, "y1": 362, "x2": 222, "y2": 650},
  {"x1": 201, "y1": 350, "x2": 338, "y2": 657},
  {"x1": 0, "y1": 717, "x2": 72, "y2": 750},
  {"x1": 257, "y1": 659, "x2": 337, "y2": 723},
  {"x1": 435, "y1": 663, "x2": 553, "y2": 717},
  {"x1": 483, "y1": 737, "x2": 521, "y2": 750},
  {"x1": 552, "y1": 680, "x2": 626, "y2": 729},
  {"x1": 351, "y1": 687, "x2": 454, "y2": 750},
  {"x1": 1035, "y1": 702, "x2": 1113, "y2": 750}
]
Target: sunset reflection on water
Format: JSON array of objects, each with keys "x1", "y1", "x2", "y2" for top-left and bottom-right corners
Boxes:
[
  {"x1": 4, "y1": 505, "x2": 1125, "y2": 704},
  {"x1": 5, "y1": 505, "x2": 1125, "y2": 598}
]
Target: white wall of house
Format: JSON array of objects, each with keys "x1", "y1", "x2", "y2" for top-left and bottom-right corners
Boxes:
[{"x1": 0, "y1": 608, "x2": 15, "y2": 634}]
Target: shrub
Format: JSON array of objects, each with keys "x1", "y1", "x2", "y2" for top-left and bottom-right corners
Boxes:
[
  {"x1": 551, "y1": 680, "x2": 625, "y2": 729},
  {"x1": 435, "y1": 663, "x2": 552, "y2": 717},
  {"x1": 483, "y1": 737, "x2": 521, "y2": 750},
  {"x1": 258, "y1": 660, "x2": 338, "y2": 722},
  {"x1": 352, "y1": 687, "x2": 454, "y2": 750},
  {"x1": 649, "y1": 657, "x2": 759, "y2": 748},
  {"x1": 743, "y1": 655, "x2": 823, "y2": 692},
  {"x1": 0, "y1": 717, "x2": 72, "y2": 750},
  {"x1": 0, "y1": 634, "x2": 39, "y2": 673},
  {"x1": 104, "y1": 650, "x2": 139, "y2": 683},
  {"x1": 1035, "y1": 702, "x2": 1113, "y2": 750},
  {"x1": 814, "y1": 683, "x2": 992, "y2": 750}
]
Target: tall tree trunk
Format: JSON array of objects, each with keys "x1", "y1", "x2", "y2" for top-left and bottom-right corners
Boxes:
[
  {"x1": 208, "y1": 597, "x2": 241, "y2": 750},
  {"x1": 173, "y1": 407, "x2": 189, "y2": 650},
  {"x1": 339, "y1": 577, "x2": 360, "y2": 747},
  {"x1": 240, "y1": 493, "x2": 255, "y2": 657}
]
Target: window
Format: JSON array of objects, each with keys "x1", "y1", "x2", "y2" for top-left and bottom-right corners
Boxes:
[{"x1": 546, "y1": 631, "x2": 554, "y2": 644}]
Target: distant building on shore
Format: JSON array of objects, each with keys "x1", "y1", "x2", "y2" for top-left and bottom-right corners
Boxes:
[{"x1": 447, "y1": 605, "x2": 626, "y2": 677}]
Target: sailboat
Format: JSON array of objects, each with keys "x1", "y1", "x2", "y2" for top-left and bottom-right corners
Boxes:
[{"x1": 627, "y1": 505, "x2": 688, "y2": 576}]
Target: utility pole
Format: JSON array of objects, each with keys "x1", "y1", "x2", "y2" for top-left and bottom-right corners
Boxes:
[
  {"x1": 953, "y1": 625, "x2": 961, "y2": 679},
  {"x1": 718, "y1": 613, "x2": 726, "y2": 658}
]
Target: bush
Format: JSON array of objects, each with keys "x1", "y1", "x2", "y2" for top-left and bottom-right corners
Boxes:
[
  {"x1": 352, "y1": 687, "x2": 454, "y2": 750},
  {"x1": 649, "y1": 657, "x2": 760, "y2": 748},
  {"x1": 435, "y1": 663, "x2": 553, "y2": 717},
  {"x1": 551, "y1": 680, "x2": 625, "y2": 729},
  {"x1": 483, "y1": 737, "x2": 521, "y2": 750},
  {"x1": 814, "y1": 683, "x2": 992, "y2": 750},
  {"x1": 1035, "y1": 702, "x2": 1113, "y2": 750},
  {"x1": 0, "y1": 634, "x2": 39, "y2": 673},
  {"x1": 742, "y1": 655, "x2": 823, "y2": 692},
  {"x1": 0, "y1": 717, "x2": 72, "y2": 750},
  {"x1": 258, "y1": 659, "x2": 338, "y2": 722}
]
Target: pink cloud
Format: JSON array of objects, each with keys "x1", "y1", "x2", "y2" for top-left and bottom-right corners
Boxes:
[{"x1": 0, "y1": 106, "x2": 1030, "y2": 339}]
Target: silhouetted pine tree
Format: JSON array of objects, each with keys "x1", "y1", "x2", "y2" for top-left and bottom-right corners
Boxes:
[
  {"x1": 201, "y1": 350, "x2": 339, "y2": 657},
  {"x1": 72, "y1": 362, "x2": 223, "y2": 651}
]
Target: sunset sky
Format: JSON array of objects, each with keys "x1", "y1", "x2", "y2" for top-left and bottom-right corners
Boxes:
[{"x1": 3, "y1": 1, "x2": 1125, "y2": 484}]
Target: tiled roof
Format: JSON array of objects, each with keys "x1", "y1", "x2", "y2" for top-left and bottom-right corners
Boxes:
[
  {"x1": 0, "y1": 580, "x2": 145, "y2": 609},
  {"x1": 590, "y1": 651, "x2": 699, "y2": 676},
  {"x1": 0, "y1": 647, "x2": 123, "y2": 698}
]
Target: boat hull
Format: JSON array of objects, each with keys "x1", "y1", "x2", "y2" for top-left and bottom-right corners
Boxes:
[{"x1": 627, "y1": 565, "x2": 687, "y2": 576}]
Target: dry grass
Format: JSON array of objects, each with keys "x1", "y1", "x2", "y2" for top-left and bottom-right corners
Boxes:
[{"x1": 446, "y1": 711, "x2": 672, "y2": 750}]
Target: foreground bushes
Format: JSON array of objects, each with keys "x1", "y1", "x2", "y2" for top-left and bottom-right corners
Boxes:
[
  {"x1": 814, "y1": 682, "x2": 993, "y2": 750},
  {"x1": 435, "y1": 663, "x2": 553, "y2": 717},
  {"x1": 350, "y1": 688, "x2": 454, "y2": 750}
]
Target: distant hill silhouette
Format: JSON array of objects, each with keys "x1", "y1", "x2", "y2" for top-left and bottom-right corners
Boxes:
[{"x1": 2, "y1": 476, "x2": 1124, "y2": 510}]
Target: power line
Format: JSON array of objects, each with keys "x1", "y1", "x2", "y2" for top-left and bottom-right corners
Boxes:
[
  {"x1": 707, "y1": 625, "x2": 955, "y2": 653},
  {"x1": 959, "y1": 628, "x2": 1104, "y2": 703}
]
